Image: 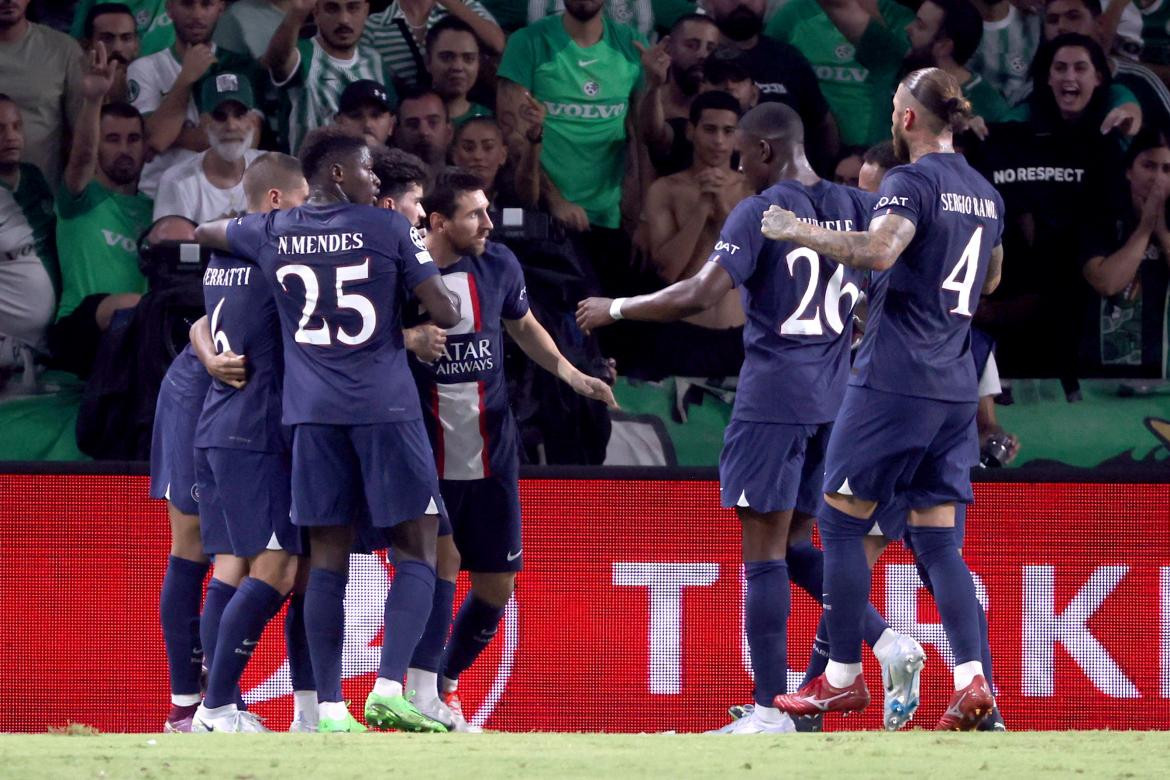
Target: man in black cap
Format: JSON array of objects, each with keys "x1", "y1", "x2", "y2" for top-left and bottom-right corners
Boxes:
[{"x1": 332, "y1": 78, "x2": 395, "y2": 148}]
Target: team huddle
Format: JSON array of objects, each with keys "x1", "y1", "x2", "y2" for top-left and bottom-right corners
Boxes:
[{"x1": 149, "y1": 65, "x2": 1004, "y2": 735}]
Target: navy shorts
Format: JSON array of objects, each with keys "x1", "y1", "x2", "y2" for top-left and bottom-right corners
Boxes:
[
  {"x1": 719, "y1": 420, "x2": 830, "y2": 516},
  {"x1": 440, "y1": 474, "x2": 523, "y2": 573},
  {"x1": 148, "y1": 386, "x2": 200, "y2": 516},
  {"x1": 865, "y1": 496, "x2": 972, "y2": 544},
  {"x1": 824, "y1": 385, "x2": 978, "y2": 513},
  {"x1": 196, "y1": 447, "x2": 302, "y2": 558},
  {"x1": 291, "y1": 421, "x2": 446, "y2": 532}
]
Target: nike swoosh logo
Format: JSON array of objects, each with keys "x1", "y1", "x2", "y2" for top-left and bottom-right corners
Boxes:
[
  {"x1": 578, "y1": 59, "x2": 598, "y2": 67},
  {"x1": 242, "y1": 639, "x2": 259, "y2": 646},
  {"x1": 506, "y1": 549, "x2": 522, "y2": 562}
]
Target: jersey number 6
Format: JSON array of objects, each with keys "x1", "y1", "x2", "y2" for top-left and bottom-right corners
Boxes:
[
  {"x1": 780, "y1": 248, "x2": 861, "y2": 336},
  {"x1": 276, "y1": 260, "x2": 378, "y2": 346}
]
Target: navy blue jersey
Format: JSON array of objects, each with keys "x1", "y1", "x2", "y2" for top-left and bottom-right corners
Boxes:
[
  {"x1": 713, "y1": 179, "x2": 872, "y2": 424},
  {"x1": 852, "y1": 153, "x2": 1005, "y2": 402},
  {"x1": 193, "y1": 251, "x2": 286, "y2": 453},
  {"x1": 226, "y1": 204, "x2": 441, "y2": 425},
  {"x1": 163, "y1": 344, "x2": 212, "y2": 414},
  {"x1": 406, "y1": 242, "x2": 529, "y2": 480}
]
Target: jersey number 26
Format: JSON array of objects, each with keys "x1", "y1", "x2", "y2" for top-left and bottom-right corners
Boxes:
[{"x1": 779, "y1": 248, "x2": 861, "y2": 336}]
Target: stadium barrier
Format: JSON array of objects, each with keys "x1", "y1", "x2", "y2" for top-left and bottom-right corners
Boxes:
[{"x1": 1, "y1": 464, "x2": 1168, "y2": 733}]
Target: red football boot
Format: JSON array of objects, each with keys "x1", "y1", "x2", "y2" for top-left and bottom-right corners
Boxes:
[
  {"x1": 935, "y1": 675, "x2": 995, "y2": 731},
  {"x1": 773, "y1": 673, "x2": 870, "y2": 717}
]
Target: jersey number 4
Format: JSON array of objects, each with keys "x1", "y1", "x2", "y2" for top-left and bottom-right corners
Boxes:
[
  {"x1": 276, "y1": 260, "x2": 377, "y2": 346},
  {"x1": 779, "y1": 248, "x2": 861, "y2": 336},
  {"x1": 942, "y1": 226, "x2": 982, "y2": 317}
]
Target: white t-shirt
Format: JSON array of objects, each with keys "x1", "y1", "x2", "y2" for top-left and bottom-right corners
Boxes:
[
  {"x1": 127, "y1": 46, "x2": 207, "y2": 198},
  {"x1": 152, "y1": 148, "x2": 263, "y2": 223}
]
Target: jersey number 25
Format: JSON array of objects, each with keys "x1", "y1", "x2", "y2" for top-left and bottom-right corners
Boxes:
[{"x1": 276, "y1": 260, "x2": 377, "y2": 346}]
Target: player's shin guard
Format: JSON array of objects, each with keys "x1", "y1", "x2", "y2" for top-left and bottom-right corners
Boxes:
[
  {"x1": 906, "y1": 525, "x2": 983, "y2": 672},
  {"x1": 199, "y1": 579, "x2": 236, "y2": 682},
  {"x1": 160, "y1": 556, "x2": 209, "y2": 699},
  {"x1": 305, "y1": 568, "x2": 348, "y2": 703},
  {"x1": 205, "y1": 578, "x2": 284, "y2": 709},
  {"x1": 442, "y1": 595, "x2": 505, "y2": 682},
  {"x1": 817, "y1": 504, "x2": 871, "y2": 666},
  {"x1": 285, "y1": 593, "x2": 316, "y2": 693},
  {"x1": 409, "y1": 578, "x2": 456, "y2": 674},
  {"x1": 378, "y1": 560, "x2": 437, "y2": 685},
  {"x1": 745, "y1": 560, "x2": 791, "y2": 704}
]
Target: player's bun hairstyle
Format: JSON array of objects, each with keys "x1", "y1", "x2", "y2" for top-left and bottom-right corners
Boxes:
[
  {"x1": 902, "y1": 67, "x2": 972, "y2": 133},
  {"x1": 425, "y1": 13, "x2": 480, "y2": 53},
  {"x1": 297, "y1": 126, "x2": 368, "y2": 183},
  {"x1": 243, "y1": 152, "x2": 305, "y2": 211},
  {"x1": 423, "y1": 166, "x2": 487, "y2": 223},
  {"x1": 1027, "y1": 33, "x2": 1112, "y2": 128},
  {"x1": 689, "y1": 89, "x2": 743, "y2": 124},
  {"x1": 371, "y1": 146, "x2": 430, "y2": 201},
  {"x1": 862, "y1": 140, "x2": 899, "y2": 172}
]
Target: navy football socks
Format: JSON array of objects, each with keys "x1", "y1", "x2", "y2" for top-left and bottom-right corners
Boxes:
[
  {"x1": 817, "y1": 504, "x2": 871, "y2": 664},
  {"x1": 915, "y1": 545, "x2": 996, "y2": 689},
  {"x1": 205, "y1": 577, "x2": 284, "y2": 709},
  {"x1": 907, "y1": 525, "x2": 983, "y2": 665},
  {"x1": 442, "y1": 595, "x2": 505, "y2": 681},
  {"x1": 305, "y1": 568, "x2": 348, "y2": 703},
  {"x1": 160, "y1": 556, "x2": 209, "y2": 697},
  {"x1": 744, "y1": 560, "x2": 791, "y2": 704},
  {"x1": 378, "y1": 560, "x2": 436, "y2": 685},
  {"x1": 409, "y1": 578, "x2": 456, "y2": 674},
  {"x1": 285, "y1": 593, "x2": 316, "y2": 694},
  {"x1": 199, "y1": 578, "x2": 236, "y2": 682}
]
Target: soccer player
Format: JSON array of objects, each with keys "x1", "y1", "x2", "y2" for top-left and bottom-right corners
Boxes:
[
  {"x1": 186, "y1": 153, "x2": 314, "y2": 733},
  {"x1": 768, "y1": 68, "x2": 1004, "y2": 731},
  {"x1": 194, "y1": 129, "x2": 463, "y2": 733},
  {"x1": 576, "y1": 102, "x2": 923, "y2": 734},
  {"x1": 401, "y1": 168, "x2": 617, "y2": 732}
]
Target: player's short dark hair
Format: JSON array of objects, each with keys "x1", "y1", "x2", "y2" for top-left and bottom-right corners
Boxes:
[
  {"x1": 298, "y1": 126, "x2": 368, "y2": 182},
  {"x1": 396, "y1": 85, "x2": 450, "y2": 121},
  {"x1": 426, "y1": 14, "x2": 480, "y2": 53},
  {"x1": 862, "y1": 140, "x2": 899, "y2": 171},
  {"x1": 100, "y1": 101, "x2": 144, "y2": 131},
  {"x1": 83, "y1": 2, "x2": 135, "y2": 40},
  {"x1": 739, "y1": 102, "x2": 804, "y2": 145},
  {"x1": 243, "y1": 152, "x2": 305, "y2": 211},
  {"x1": 933, "y1": 0, "x2": 983, "y2": 67},
  {"x1": 1124, "y1": 126, "x2": 1170, "y2": 168},
  {"x1": 371, "y1": 146, "x2": 429, "y2": 200},
  {"x1": 689, "y1": 89, "x2": 742, "y2": 125},
  {"x1": 423, "y1": 166, "x2": 485, "y2": 220},
  {"x1": 1044, "y1": 0, "x2": 1102, "y2": 16},
  {"x1": 670, "y1": 12, "x2": 717, "y2": 36}
]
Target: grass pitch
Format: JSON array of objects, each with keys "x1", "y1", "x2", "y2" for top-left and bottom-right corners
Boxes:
[{"x1": 1, "y1": 731, "x2": 1167, "y2": 779}]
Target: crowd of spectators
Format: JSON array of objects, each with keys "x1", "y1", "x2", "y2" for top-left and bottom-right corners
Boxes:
[{"x1": 2, "y1": 0, "x2": 1169, "y2": 458}]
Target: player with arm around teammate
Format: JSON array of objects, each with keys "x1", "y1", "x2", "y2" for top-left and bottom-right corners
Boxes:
[
  {"x1": 194, "y1": 129, "x2": 463, "y2": 733},
  {"x1": 183, "y1": 153, "x2": 319, "y2": 733},
  {"x1": 400, "y1": 168, "x2": 617, "y2": 731},
  {"x1": 768, "y1": 67, "x2": 1005, "y2": 731},
  {"x1": 577, "y1": 103, "x2": 926, "y2": 734}
]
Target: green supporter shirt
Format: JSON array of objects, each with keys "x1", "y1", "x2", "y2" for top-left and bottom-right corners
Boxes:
[
  {"x1": 54, "y1": 181, "x2": 153, "y2": 320},
  {"x1": 497, "y1": 16, "x2": 644, "y2": 229},
  {"x1": 452, "y1": 102, "x2": 494, "y2": 127},
  {"x1": 766, "y1": 0, "x2": 914, "y2": 147},
  {"x1": 70, "y1": 0, "x2": 174, "y2": 57}
]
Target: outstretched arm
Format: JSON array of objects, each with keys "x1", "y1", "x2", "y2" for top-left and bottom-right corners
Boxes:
[
  {"x1": 194, "y1": 219, "x2": 232, "y2": 252},
  {"x1": 576, "y1": 261, "x2": 735, "y2": 332},
  {"x1": 761, "y1": 208, "x2": 916, "y2": 271},
  {"x1": 505, "y1": 311, "x2": 618, "y2": 408}
]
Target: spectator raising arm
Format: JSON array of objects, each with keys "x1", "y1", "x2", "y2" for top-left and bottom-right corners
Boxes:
[
  {"x1": 635, "y1": 37, "x2": 673, "y2": 155},
  {"x1": 64, "y1": 43, "x2": 116, "y2": 197},
  {"x1": 263, "y1": 0, "x2": 315, "y2": 84},
  {"x1": 432, "y1": 0, "x2": 505, "y2": 54}
]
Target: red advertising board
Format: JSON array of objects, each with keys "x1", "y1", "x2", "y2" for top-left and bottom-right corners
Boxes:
[{"x1": 0, "y1": 474, "x2": 1167, "y2": 733}]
